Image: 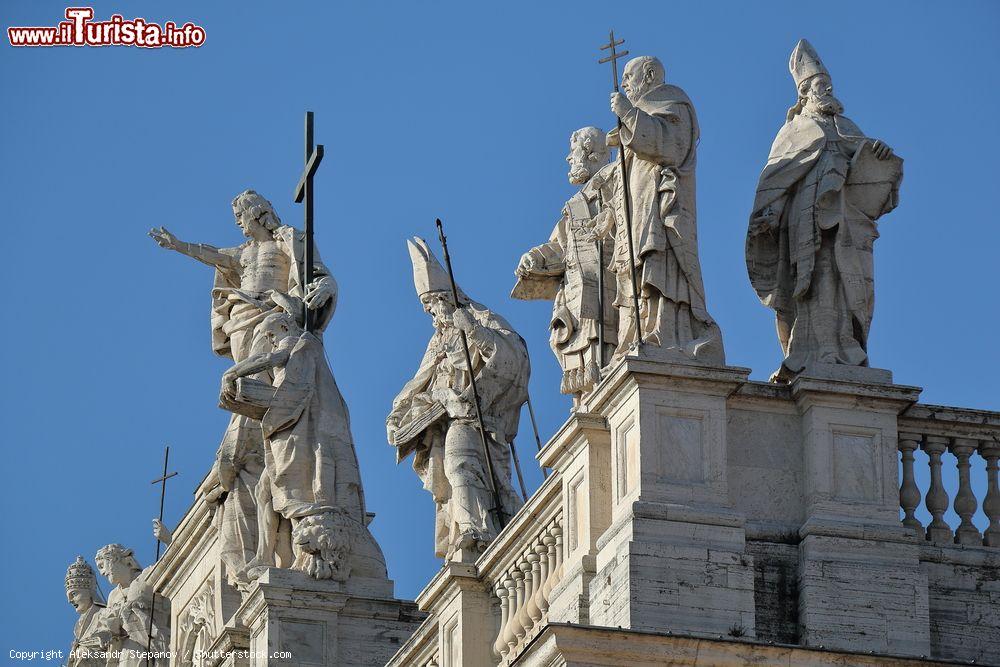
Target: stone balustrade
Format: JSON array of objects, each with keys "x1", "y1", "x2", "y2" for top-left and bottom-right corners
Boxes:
[
  {"x1": 489, "y1": 513, "x2": 564, "y2": 663},
  {"x1": 472, "y1": 474, "x2": 564, "y2": 666},
  {"x1": 897, "y1": 404, "x2": 1000, "y2": 547}
]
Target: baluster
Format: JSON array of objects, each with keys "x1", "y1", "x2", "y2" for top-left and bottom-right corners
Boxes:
[
  {"x1": 552, "y1": 517, "x2": 565, "y2": 581},
  {"x1": 516, "y1": 557, "x2": 533, "y2": 642},
  {"x1": 534, "y1": 541, "x2": 550, "y2": 615},
  {"x1": 526, "y1": 546, "x2": 543, "y2": 626},
  {"x1": 504, "y1": 570, "x2": 519, "y2": 652},
  {"x1": 540, "y1": 526, "x2": 557, "y2": 602},
  {"x1": 951, "y1": 438, "x2": 982, "y2": 545},
  {"x1": 512, "y1": 565, "x2": 527, "y2": 644},
  {"x1": 898, "y1": 432, "x2": 923, "y2": 536},
  {"x1": 494, "y1": 579, "x2": 510, "y2": 658},
  {"x1": 980, "y1": 442, "x2": 1000, "y2": 547},
  {"x1": 922, "y1": 435, "x2": 953, "y2": 543}
]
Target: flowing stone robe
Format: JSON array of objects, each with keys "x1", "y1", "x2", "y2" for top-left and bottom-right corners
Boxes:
[
  {"x1": 513, "y1": 163, "x2": 618, "y2": 398},
  {"x1": 68, "y1": 603, "x2": 105, "y2": 667},
  {"x1": 388, "y1": 302, "x2": 528, "y2": 559},
  {"x1": 612, "y1": 83, "x2": 724, "y2": 363},
  {"x1": 97, "y1": 569, "x2": 170, "y2": 667},
  {"x1": 255, "y1": 331, "x2": 388, "y2": 579},
  {"x1": 207, "y1": 225, "x2": 335, "y2": 587},
  {"x1": 747, "y1": 109, "x2": 902, "y2": 379}
]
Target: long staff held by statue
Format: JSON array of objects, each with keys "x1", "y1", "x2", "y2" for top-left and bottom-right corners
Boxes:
[
  {"x1": 435, "y1": 218, "x2": 510, "y2": 528},
  {"x1": 599, "y1": 30, "x2": 643, "y2": 350},
  {"x1": 146, "y1": 446, "x2": 177, "y2": 666}
]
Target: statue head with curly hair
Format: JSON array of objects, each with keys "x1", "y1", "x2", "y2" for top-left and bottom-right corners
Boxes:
[
  {"x1": 231, "y1": 189, "x2": 283, "y2": 240},
  {"x1": 95, "y1": 543, "x2": 143, "y2": 589}
]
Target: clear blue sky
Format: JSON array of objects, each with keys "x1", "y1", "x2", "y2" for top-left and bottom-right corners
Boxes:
[{"x1": 2, "y1": 0, "x2": 998, "y2": 655}]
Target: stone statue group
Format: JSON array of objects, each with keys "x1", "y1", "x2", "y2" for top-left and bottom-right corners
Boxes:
[{"x1": 65, "y1": 39, "x2": 902, "y2": 664}]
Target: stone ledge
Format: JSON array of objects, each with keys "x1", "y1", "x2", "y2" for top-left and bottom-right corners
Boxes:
[
  {"x1": 585, "y1": 356, "x2": 752, "y2": 411},
  {"x1": 537, "y1": 410, "x2": 608, "y2": 471},
  {"x1": 515, "y1": 623, "x2": 978, "y2": 666},
  {"x1": 919, "y1": 540, "x2": 1000, "y2": 567},
  {"x1": 799, "y1": 516, "x2": 922, "y2": 545},
  {"x1": 790, "y1": 374, "x2": 922, "y2": 410},
  {"x1": 413, "y1": 561, "x2": 480, "y2": 611}
]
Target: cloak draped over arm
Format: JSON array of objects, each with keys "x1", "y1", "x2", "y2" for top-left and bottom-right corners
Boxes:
[{"x1": 746, "y1": 116, "x2": 828, "y2": 312}]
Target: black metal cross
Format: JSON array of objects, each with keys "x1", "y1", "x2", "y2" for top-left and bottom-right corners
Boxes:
[
  {"x1": 146, "y1": 445, "x2": 177, "y2": 666},
  {"x1": 150, "y1": 446, "x2": 177, "y2": 561},
  {"x1": 598, "y1": 30, "x2": 629, "y2": 93},
  {"x1": 293, "y1": 111, "x2": 325, "y2": 333}
]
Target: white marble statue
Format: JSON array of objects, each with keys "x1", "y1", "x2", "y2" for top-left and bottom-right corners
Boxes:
[
  {"x1": 513, "y1": 127, "x2": 618, "y2": 402},
  {"x1": 65, "y1": 556, "x2": 107, "y2": 667},
  {"x1": 747, "y1": 39, "x2": 902, "y2": 382},
  {"x1": 604, "y1": 55, "x2": 724, "y2": 364},
  {"x1": 221, "y1": 311, "x2": 388, "y2": 582},
  {"x1": 93, "y1": 544, "x2": 170, "y2": 667},
  {"x1": 149, "y1": 189, "x2": 336, "y2": 589},
  {"x1": 387, "y1": 238, "x2": 528, "y2": 562}
]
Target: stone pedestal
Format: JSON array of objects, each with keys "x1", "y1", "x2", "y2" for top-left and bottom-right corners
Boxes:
[
  {"x1": 581, "y1": 358, "x2": 757, "y2": 638},
  {"x1": 234, "y1": 567, "x2": 423, "y2": 667},
  {"x1": 539, "y1": 412, "x2": 613, "y2": 625},
  {"x1": 152, "y1": 481, "x2": 424, "y2": 667},
  {"x1": 791, "y1": 372, "x2": 930, "y2": 657},
  {"x1": 386, "y1": 562, "x2": 498, "y2": 667}
]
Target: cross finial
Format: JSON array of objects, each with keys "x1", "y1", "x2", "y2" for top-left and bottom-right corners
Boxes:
[
  {"x1": 150, "y1": 446, "x2": 177, "y2": 499},
  {"x1": 598, "y1": 29, "x2": 629, "y2": 92},
  {"x1": 293, "y1": 111, "x2": 324, "y2": 333}
]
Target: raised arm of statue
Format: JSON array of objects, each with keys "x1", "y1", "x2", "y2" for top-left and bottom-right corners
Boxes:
[
  {"x1": 152, "y1": 519, "x2": 172, "y2": 546},
  {"x1": 149, "y1": 226, "x2": 240, "y2": 272},
  {"x1": 453, "y1": 309, "x2": 499, "y2": 360}
]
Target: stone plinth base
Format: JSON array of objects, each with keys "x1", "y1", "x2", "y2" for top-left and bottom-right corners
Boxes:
[
  {"x1": 798, "y1": 529, "x2": 930, "y2": 656},
  {"x1": 588, "y1": 501, "x2": 756, "y2": 637},
  {"x1": 234, "y1": 568, "x2": 424, "y2": 667},
  {"x1": 580, "y1": 359, "x2": 757, "y2": 638},
  {"x1": 796, "y1": 363, "x2": 894, "y2": 385}
]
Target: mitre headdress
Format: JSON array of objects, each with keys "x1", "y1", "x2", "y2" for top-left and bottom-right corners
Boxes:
[
  {"x1": 407, "y1": 237, "x2": 466, "y2": 300},
  {"x1": 65, "y1": 556, "x2": 97, "y2": 593},
  {"x1": 789, "y1": 39, "x2": 829, "y2": 88}
]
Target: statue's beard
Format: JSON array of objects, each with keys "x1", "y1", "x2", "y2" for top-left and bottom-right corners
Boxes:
[
  {"x1": 568, "y1": 163, "x2": 591, "y2": 185},
  {"x1": 622, "y1": 84, "x2": 641, "y2": 103},
  {"x1": 431, "y1": 312, "x2": 452, "y2": 331},
  {"x1": 809, "y1": 92, "x2": 843, "y2": 115}
]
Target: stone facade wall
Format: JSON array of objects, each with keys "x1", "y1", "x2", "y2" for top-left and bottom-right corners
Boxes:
[
  {"x1": 746, "y1": 539, "x2": 799, "y2": 645},
  {"x1": 922, "y1": 545, "x2": 1000, "y2": 663}
]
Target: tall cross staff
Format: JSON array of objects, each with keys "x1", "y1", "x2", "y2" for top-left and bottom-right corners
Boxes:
[
  {"x1": 146, "y1": 446, "x2": 177, "y2": 666},
  {"x1": 435, "y1": 218, "x2": 509, "y2": 528},
  {"x1": 293, "y1": 111, "x2": 325, "y2": 332},
  {"x1": 599, "y1": 30, "x2": 642, "y2": 350}
]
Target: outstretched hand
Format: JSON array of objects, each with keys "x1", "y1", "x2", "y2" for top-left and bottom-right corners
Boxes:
[
  {"x1": 149, "y1": 226, "x2": 179, "y2": 250},
  {"x1": 516, "y1": 252, "x2": 538, "y2": 277}
]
